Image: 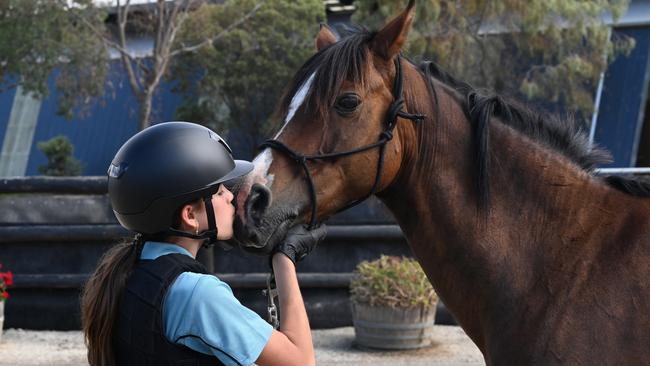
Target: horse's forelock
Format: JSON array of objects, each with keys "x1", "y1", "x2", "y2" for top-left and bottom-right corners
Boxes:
[{"x1": 276, "y1": 28, "x2": 375, "y2": 126}]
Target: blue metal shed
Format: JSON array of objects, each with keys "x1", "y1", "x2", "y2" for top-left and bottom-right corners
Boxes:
[
  {"x1": 0, "y1": 61, "x2": 182, "y2": 176},
  {"x1": 2, "y1": 0, "x2": 650, "y2": 175},
  {"x1": 593, "y1": 0, "x2": 650, "y2": 168}
]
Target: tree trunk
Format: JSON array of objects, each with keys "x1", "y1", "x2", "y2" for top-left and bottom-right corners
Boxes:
[{"x1": 139, "y1": 92, "x2": 153, "y2": 131}]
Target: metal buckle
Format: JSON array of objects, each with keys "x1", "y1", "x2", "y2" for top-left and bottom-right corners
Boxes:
[{"x1": 262, "y1": 272, "x2": 280, "y2": 329}]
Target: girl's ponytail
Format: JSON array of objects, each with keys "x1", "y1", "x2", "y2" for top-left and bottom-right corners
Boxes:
[{"x1": 81, "y1": 235, "x2": 144, "y2": 366}]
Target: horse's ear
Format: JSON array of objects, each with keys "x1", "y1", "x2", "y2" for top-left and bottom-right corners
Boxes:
[
  {"x1": 370, "y1": 0, "x2": 416, "y2": 60},
  {"x1": 316, "y1": 23, "x2": 337, "y2": 51}
]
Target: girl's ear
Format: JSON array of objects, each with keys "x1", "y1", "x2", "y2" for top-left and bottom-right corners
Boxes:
[{"x1": 180, "y1": 202, "x2": 202, "y2": 230}]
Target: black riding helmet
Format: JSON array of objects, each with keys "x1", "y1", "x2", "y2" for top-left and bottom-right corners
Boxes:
[{"x1": 108, "y1": 121, "x2": 253, "y2": 246}]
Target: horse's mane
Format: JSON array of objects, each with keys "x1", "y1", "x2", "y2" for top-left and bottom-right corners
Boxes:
[
  {"x1": 277, "y1": 26, "x2": 650, "y2": 203},
  {"x1": 416, "y1": 60, "x2": 650, "y2": 203}
]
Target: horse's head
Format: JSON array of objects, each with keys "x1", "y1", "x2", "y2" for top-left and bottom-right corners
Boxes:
[{"x1": 234, "y1": 0, "x2": 418, "y2": 254}]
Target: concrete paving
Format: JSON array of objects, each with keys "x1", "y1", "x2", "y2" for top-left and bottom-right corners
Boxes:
[
  {"x1": 0, "y1": 326, "x2": 485, "y2": 366},
  {"x1": 313, "y1": 326, "x2": 485, "y2": 366}
]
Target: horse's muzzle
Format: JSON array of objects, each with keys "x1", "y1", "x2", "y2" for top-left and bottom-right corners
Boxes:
[{"x1": 245, "y1": 183, "x2": 271, "y2": 227}]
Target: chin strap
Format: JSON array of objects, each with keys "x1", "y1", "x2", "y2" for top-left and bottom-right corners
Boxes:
[
  {"x1": 164, "y1": 194, "x2": 234, "y2": 250},
  {"x1": 200, "y1": 195, "x2": 219, "y2": 249}
]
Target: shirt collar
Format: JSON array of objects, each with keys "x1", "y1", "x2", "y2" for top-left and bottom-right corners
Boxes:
[{"x1": 140, "y1": 241, "x2": 194, "y2": 260}]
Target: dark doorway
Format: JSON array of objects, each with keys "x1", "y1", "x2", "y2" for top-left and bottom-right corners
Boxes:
[{"x1": 637, "y1": 90, "x2": 650, "y2": 166}]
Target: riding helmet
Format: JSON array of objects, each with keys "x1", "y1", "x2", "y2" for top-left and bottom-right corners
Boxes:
[{"x1": 107, "y1": 121, "x2": 253, "y2": 238}]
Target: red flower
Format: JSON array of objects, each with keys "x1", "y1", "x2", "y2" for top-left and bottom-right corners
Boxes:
[
  {"x1": 4, "y1": 271, "x2": 12, "y2": 286},
  {"x1": 1, "y1": 291, "x2": 8, "y2": 299}
]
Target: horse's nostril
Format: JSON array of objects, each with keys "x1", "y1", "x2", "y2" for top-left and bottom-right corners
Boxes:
[{"x1": 246, "y1": 183, "x2": 271, "y2": 225}]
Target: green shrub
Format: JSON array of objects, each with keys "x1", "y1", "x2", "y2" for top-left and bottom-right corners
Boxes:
[
  {"x1": 350, "y1": 255, "x2": 437, "y2": 309},
  {"x1": 37, "y1": 135, "x2": 82, "y2": 176}
]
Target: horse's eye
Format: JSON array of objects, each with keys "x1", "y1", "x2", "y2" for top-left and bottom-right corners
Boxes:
[{"x1": 335, "y1": 93, "x2": 361, "y2": 115}]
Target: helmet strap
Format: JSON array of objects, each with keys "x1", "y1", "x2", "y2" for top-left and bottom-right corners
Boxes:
[
  {"x1": 200, "y1": 195, "x2": 234, "y2": 250},
  {"x1": 165, "y1": 227, "x2": 213, "y2": 241},
  {"x1": 163, "y1": 193, "x2": 234, "y2": 251},
  {"x1": 200, "y1": 195, "x2": 220, "y2": 249}
]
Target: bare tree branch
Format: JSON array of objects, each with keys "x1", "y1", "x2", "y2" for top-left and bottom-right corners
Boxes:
[
  {"x1": 66, "y1": 0, "x2": 149, "y2": 91},
  {"x1": 64, "y1": 1, "x2": 142, "y2": 68},
  {"x1": 154, "y1": 0, "x2": 165, "y2": 63},
  {"x1": 58, "y1": 0, "x2": 263, "y2": 130},
  {"x1": 169, "y1": 0, "x2": 266, "y2": 57},
  {"x1": 117, "y1": 0, "x2": 143, "y2": 98},
  {"x1": 148, "y1": 0, "x2": 189, "y2": 95}
]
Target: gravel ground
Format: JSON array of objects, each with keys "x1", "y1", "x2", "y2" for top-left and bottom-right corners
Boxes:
[
  {"x1": 0, "y1": 329, "x2": 87, "y2": 366},
  {"x1": 0, "y1": 326, "x2": 484, "y2": 366}
]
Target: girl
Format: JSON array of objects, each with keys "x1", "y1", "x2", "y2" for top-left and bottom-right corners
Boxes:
[{"x1": 81, "y1": 121, "x2": 325, "y2": 366}]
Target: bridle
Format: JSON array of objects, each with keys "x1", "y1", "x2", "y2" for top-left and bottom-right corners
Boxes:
[{"x1": 260, "y1": 56, "x2": 424, "y2": 228}]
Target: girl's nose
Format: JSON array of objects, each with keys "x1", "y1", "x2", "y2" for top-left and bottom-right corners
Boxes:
[{"x1": 225, "y1": 187, "x2": 234, "y2": 203}]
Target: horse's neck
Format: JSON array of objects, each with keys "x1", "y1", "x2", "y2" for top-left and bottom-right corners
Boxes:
[{"x1": 379, "y1": 89, "x2": 628, "y2": 352}]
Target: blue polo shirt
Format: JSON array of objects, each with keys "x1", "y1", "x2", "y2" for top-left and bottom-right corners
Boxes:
[{"x1": 140, "y1": 242, "x2": 273, "y2": 366}]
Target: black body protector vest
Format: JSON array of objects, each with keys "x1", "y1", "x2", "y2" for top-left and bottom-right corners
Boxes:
[{"x1": 114, "y1": 253, "x2": 225, "y2": 366}]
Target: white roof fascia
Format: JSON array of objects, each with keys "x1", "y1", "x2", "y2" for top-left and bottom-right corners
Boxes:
[
  {"x1": 604, "y1": 0, "x2": 650, "y2": 28},
  {"x1": 107, "y1": 36, "x2": 154, "y2": 60},
  {"x1": 476, "y1": 0, "x2": 650, "y2": 35}
]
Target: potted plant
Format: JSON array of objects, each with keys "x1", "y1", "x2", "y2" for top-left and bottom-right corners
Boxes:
[
  {"x1": 350, "y1": 255, "x2": 438, "y2": 350},
  {"x1": 0, "y1": 263, "x2": 12, "y2": 343}
]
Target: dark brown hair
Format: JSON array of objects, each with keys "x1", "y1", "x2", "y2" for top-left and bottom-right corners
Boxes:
[
  {"x1": 80, "y1": 198, "x2": 203, "y2": 365},
  {"x1": 81, "y1": 235, "x2": 144, "y2": 366}
]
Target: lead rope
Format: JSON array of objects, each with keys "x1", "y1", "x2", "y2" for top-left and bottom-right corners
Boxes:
[
  {"x1": 259, "y1": 56, "x2": 425, "y2": 327},
  {"x1": 263, "y1": 271, "x2": 280, "y2": 329}
]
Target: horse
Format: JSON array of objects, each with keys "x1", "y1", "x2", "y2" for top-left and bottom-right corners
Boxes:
[{"x1": 233, "y1": 1, "x2": 650, "y2": 364}]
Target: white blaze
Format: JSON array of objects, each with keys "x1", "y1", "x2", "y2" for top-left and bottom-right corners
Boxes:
[
  {"x1": 237, "y1": 72, "x2": 316, "y2": 222},
  {"x1": 274, "y1": 72, "x2": 316, "y2": 138},
  {"x1": 251, "y1": 149, "x2": 274, "y2": 187},
  {"x1": 258, "y1": 71, "x2": 316, "y2": 180}
]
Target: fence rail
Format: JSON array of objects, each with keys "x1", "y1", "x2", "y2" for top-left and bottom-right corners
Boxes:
[
  {"x1": 13, "y1": 273, "x2": 354, "y2": 289},
  {"x1": 0, "y1": 224, "x2": 404, "y2": 243},
  {"x1": 1, "y1": 176, "x2": 446, "y2": 330}
]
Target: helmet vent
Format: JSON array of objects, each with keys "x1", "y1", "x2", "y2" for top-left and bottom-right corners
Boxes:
[
  {"x1": 108, "y1": 162, "x2": 128, "y2": 178},
  {"x1": 218, "y1": 139, "x2": 233, "y2": 154},
  {"x1": 208, "y1": 130, "x2": 233, "y2": 154}
]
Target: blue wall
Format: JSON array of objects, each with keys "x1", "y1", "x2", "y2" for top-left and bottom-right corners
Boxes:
[
  {"x1": 0, "y1": 85, "x2": 17, "y2": 148},
  {"x1": 594, "y1": 27, "x2": 650, "y2": 167},
  {"x1": 0, "y1": 62, "x2": 183, "y2": 176},
  {"x1": 4, "y1": 25, "x2": 650, "y2": 174}
]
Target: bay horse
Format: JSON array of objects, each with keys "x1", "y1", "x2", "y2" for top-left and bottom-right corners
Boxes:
[{"x1": 233, "y1": 0, "x2": 650, "y2": 364}]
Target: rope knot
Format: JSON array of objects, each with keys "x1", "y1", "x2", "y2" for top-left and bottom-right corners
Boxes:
[
  {"x1": 380, "y1": 131, "x2": 394, "y2": 141},
  {"x1": 397, "y1": 111, "x2": 426, "y2": 122},
  {"x1": 386, "y1": 99, "x2": 405, "y2": 125}
]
